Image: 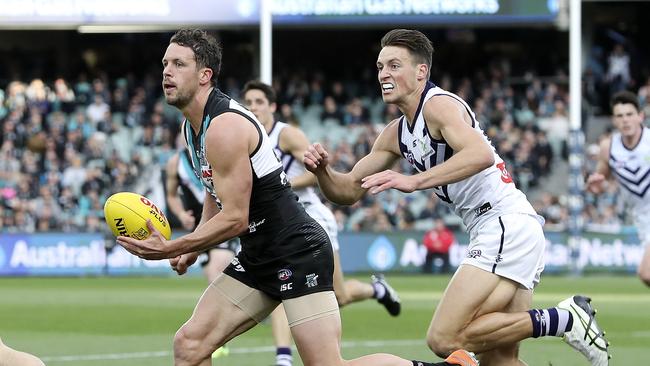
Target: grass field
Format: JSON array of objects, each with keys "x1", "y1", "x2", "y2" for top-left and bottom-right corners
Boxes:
[{"x1": 1, "y1": 274, "x2": 648, "y2": 365}]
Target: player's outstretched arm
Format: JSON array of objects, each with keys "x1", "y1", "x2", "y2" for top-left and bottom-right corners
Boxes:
[
  {"x1": 586, "y1": 137, "x2": 612, "y2": 195},
  {"x1": 280, "y1": 124, "x2": 318, "y2": 189},
  {"x1": 303, "y1": 121, "x2": 400, "y2": 205}
]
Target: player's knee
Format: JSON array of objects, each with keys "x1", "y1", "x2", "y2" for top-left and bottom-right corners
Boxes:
[
  {"x1": 173, "y1": 326, "x2": 211, "y2": 365},
  {"x1": 426, "y1": 329, "x2": 463, "y2": 358}
]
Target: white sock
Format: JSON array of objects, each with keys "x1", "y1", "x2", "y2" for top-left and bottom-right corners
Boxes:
[
  {"x1": 276, "y1": 353, "x2": 292, "y2": 366},
  {"x1": 373, "y1": 282, "x2": 386, "y2": 299}
]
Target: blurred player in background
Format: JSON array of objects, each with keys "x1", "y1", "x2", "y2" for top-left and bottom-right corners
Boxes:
[
  {"x1": 304, "y1": 28, "x2": 610, "y2": 366},
  {"x1": 117, "y1": 28, "x2": 477, "y2": 366},
  {"x1": 0, "y1": 338, "x2": 45, "y2": 366},
  {"x1": 242, "y1": 80, "x2": 401, "y2": 366},
  {"x1": 587, "y1": 90, "x2": 650, "y2": 287}
]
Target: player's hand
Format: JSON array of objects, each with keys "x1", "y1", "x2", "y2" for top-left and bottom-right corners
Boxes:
[
  {"x1": 361, "y1": 170, "x2": 418, "y2": 194},
  {"x1": 180, "y1": 211, "x2": 195, "y2": 231},
  {"x1": 303, "y1": 143, "x2": 330, "y2": 173},
  {"x1": 170, "y1": 252, "x2": 199, "y2": 275},
  {"x1": 586, "y1": 173, "x2": 605, "y2": 194},
  {"x1": 116, "y1": 219, "x2": 172, "y2": 260}
]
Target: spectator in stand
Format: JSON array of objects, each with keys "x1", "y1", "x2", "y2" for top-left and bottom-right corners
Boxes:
[
  {"x1": 606, "y1": 43, "x2": 631, "y2": 95},
  {"x1": 320, "y1": 96, "x2": 344, "y2": 125},
  {"x1": 422, "y1": 218, "x2": 455, "y2": 274}
]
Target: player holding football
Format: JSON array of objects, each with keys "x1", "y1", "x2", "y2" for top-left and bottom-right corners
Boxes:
[
  {"x1": 303, "y1": 28, "x2": 610, "y2": 366},
  {"x1": 242, "y1": 80, "x2": 401, "y2": 366},
  {"x1": 166, "y1": 148, "x2": 237, "y2": 282},
  {"x1": 116, "y1": 28, "x2": 477, "y2": 366},
  {"x1": 587, "y1": 90, "x2": 650, "y2": 287}
]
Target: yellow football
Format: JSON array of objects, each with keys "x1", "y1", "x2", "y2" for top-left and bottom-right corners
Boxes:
[{"x1": 103, "y1": 192, "x2": 172, "y2": 240}]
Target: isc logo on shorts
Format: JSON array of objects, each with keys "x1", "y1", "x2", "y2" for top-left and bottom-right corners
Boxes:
[{"x1": 280, "y1": 283, "x2": 293, "y2": 291}]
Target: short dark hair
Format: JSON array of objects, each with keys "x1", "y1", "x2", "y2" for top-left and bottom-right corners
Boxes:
[
  {"x1": 381, "y1": 29, "x2": 434, "y2": 74},
  {"x1": 242, "y1": 80, "x2": 276, "y2": 104},
  {"x1": 170, "y1": 29, "x2": 222, "y2": 85},
  {"x1": 610, "y1": 90, "x2": 639, "y2": 112}
]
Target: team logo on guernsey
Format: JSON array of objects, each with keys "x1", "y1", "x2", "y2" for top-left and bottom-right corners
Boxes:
[
  {"x1": 496, "y1": 161, "x2": 513, "y2": 183},
  {"x1": 305, "y1": 273, "x2": 319, "y2": 288},
  {"x1": 278, "y1": 269, "x2": 292, "y2": 281},
  {"x1": 406, "y1": 152, "x2": 415, "y2": 165}
]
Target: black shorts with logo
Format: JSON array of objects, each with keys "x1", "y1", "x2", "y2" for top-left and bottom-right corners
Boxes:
[{"x1": 223, "y1": 220, "x2": 334, "y2": 300}]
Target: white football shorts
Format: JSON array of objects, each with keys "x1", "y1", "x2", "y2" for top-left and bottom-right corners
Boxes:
[
  {"x1": 633, "y1": 209, "x2": 650, "y2": 246},
  {"x1": 304, "y1": 201, "x2": 340, "y2": 251},
  {"x1": 462, "y1": 213, "x2": 546, "y2": 289}
]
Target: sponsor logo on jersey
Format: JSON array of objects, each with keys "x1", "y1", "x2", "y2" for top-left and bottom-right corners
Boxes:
[
  {"x1": 305, "y1": 273, "x2": 319, "y2": 288},
  {"x1": 201, "y1": 168, "x2": 212, "y2": 179},
  {"x1": 248, "y1": 218, "x2": 266, "y2": 233},
  {"x1": 278, "y1": 268, "x2": 292, "y2": 281},
  {"x1": 474, "y1": 202, "x2": 492, "y2": 217},
  {"x1": 280, "y1": 283, "x2": 293, "y2": 291},
  {"x1": 467, "y1": 249, "x2": 482, "y2": 258}
]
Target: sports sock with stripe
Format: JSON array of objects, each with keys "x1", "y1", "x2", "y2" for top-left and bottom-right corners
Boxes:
[
  {"x1": 275, "y1": 347, "x2": 292, "y2": 366},
  {"x1": 528, "y1": 308, "x2": 573, "y2": 338}
]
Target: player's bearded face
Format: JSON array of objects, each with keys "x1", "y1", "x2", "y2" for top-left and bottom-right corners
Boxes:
[
  {"x1": 162, "y1": 43, "x2": 199, "y2": 109},
  {"x1": 165, "y1": 81, "x2": 195, "y2": 109}
]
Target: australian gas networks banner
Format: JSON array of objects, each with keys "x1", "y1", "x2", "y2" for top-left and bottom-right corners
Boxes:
[
  {"x1": 0, "y1": 229, "x2": 643, "y2": 276},
  {"x1": 337, "y1": 229, "x2": 642, "y2": 274},
  {"x1": 0, "y1": 233, "x2": 200, "y2": 276}
]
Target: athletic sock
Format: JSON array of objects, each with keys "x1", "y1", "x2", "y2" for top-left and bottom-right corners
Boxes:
[
  {"x1": 372, "y1": 281, "x2": 386, "y2": 299},
  {"x1": 276, "y1": 347, "x2": 292, "y2": 366},
  {"x1": 528, "y1": 308, "x2": 573, "y2": 338}
]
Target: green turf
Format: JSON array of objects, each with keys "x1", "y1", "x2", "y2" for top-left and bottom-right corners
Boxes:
[{"x1": 0, "y1": 274, "x2": 648, "y2": 365}]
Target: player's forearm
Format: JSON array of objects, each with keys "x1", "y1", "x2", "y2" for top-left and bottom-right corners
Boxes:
[
  {"x1": 316, "y1": 166, "x2": 365, "y2": 205},
  {"x1": 414, "y1": 148, "x2": 494, "y2": 190},
  {"x1": 168, "y1": 213, "x2": 246, "y2": 256},
  {"x1": 166, "y1": 195, "x2": 187, "y2": 218}
]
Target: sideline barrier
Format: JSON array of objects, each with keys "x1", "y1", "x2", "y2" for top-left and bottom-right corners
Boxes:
[{"x1": 0, "y1": 229, "x2": 642, "y2": 276}]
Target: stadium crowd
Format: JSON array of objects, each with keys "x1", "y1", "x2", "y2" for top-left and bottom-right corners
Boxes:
[{"x1": 0, "y1": 45, "x2": 644, "y2": 234}]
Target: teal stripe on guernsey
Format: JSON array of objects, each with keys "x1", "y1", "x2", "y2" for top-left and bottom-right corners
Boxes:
[
  {"x1": 180, "y1": 151, "x2": 203, "y2": 190},
  {"x1": 185, "y1": 114, "x2": 211, "y2": 173},
  {"x1": 201, "y1": 114, "x2": 210, "y2": 163}
]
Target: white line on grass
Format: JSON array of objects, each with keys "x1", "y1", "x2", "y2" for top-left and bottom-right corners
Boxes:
[
  {"x1": 41, "y1": 339, "x2": 425, "y2": 362},
  {"x1": 39, "y1": 331, "x2": 650, "y2": 362}
]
